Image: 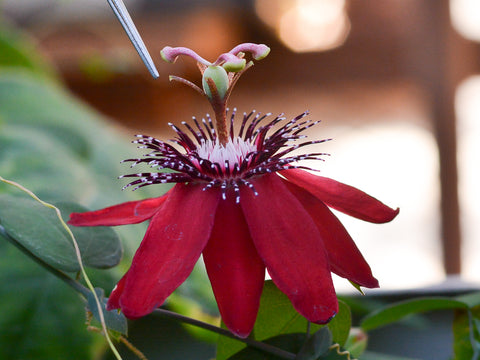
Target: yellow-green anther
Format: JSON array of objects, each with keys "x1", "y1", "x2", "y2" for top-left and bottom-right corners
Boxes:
[
  {"x1": 222, "y1": 57, "x2": 246, "y2": 72},
  {"x1": 253, "y1": 45, "x2": 270, "y2": 60},
  {"x1": 202, "y1": 65, "x2": 229, "y2": 100}
]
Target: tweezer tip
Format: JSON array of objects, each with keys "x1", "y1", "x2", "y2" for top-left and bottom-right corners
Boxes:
[{"x1": 108, "y1": 0, "x2": 160, "y2": 79}]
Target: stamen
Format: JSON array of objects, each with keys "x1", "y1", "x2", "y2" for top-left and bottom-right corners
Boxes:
[{"x1": 121, "y1": 111, "x2": 329, "y2": 202}]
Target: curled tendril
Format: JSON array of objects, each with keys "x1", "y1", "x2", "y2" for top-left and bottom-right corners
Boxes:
[{"x1": 329, "y1": 344, "x2": 357, "y2": 360}]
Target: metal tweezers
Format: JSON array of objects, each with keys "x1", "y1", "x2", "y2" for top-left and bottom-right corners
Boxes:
[{"x1": 107, "y1": 0, "x2": 159, "y2": 78}]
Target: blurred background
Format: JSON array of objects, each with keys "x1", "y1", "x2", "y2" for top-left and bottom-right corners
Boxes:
[{"x1": 1, "y1": 0, "x2": 480, "y2": 292}]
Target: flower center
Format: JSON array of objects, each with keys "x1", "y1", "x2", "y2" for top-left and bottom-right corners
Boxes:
[{"x1": 195, "y1": 137, "x2": 257, "y2": 170}]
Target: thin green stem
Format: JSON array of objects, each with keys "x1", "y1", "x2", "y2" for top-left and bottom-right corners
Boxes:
[{"x1": 153, "y1": 308, "x2": 296, "y2": 360}]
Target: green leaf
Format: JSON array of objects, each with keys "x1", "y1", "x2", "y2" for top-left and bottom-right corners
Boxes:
[
  {"x1": 452, "y1": 306, "x2": 480, "y2": 360},
  {"x1": 359, "y1": 351, "x2": 423, "y2": 360},
  {"x1": 0, "y1": 195, "x2": 122, "y2": 272},
  {"x1": 104, "y1": 314, "x2": 215, "y2": 360},
  {"x1": 348, "y1": 281, "x2": 365, "y2": 295},
  {"x1": 57, "y1": 201, "x2": 123, "y2": 269},
  {"x1": 0, "y1": 126, "x2": 93, "y2": 202},
  {"x1": 0, "y1": 195, "x2": 80, "y2": 272},
  {"x1": 453, "y1": 308, "x2": 475, "y2": 360},
  {"x1": 455, "y1": 292, "x2": 480, "y2": 308},
  {"x1": 0, "y1": 23, "x2": 56, "y2": 78},
  {"x1": 254, "y1": 281, "x2": 321, "y2": 338},
  {"x1": 216, "y1": 281, "x2": 315, "y2": 359},
  {"x1": 0, "y1": 71, "x2": 171, "y2": 207},
  {"x1": 343, "y1": 329, "x2": 368, "y2": 359},
  {"x1": 361, "y1": 297, "x2": 468, "y2": 331},
  {"x1": 0, "y1": 239, "x2": 96, "y2": 360},
  {"x1": 327, "y1": 300, "x2": 351, "y2": 347},
  {"x1": 86, "y1": 288, "x2": 128, "y2": 336},
  {"x1": 0, "y1": 73, "x2": 153, "y2": 257},
  {"x1": 296, "y1": 327, "x2": 333, "y2": 360},
  {"x1": 217, "y1": 281, "x2": 333, "y2": 360}
]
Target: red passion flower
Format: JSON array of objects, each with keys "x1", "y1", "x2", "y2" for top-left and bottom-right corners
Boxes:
[{"x1": 69, "y1": 43, "x2": 399, "y2": 338}]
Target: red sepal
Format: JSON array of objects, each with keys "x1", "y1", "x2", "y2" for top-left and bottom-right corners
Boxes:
[
  {"x1": 284, "y1": 179, "x2": 379, "y2": 288},
  {"x1": 203, "y1": 194, "x2": 265, "y2": 338},
  {"x1": 281, "y1": 169, "x2": 399, "y2": 223},
  {"x1": 240, "y1": 173, "x2": 338, "y2": 324},
  {"x1": 111, "y1": 184, "x2": 220, "y2": 318},
  {"x1": 68, "y1": 192, "x2": 170, "y2": 226}
]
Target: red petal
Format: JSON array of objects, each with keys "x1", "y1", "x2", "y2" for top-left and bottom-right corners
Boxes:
[
  {"x1": 68, "y1": 192, "x2": 170, "y2": 226},
  {"x1": 203, "y1": 194, "x2": 265, "y2": 338},
  {"x1": 281, "y1": 169, "x2": 399, "y2": 223},
  {"x1": 106, "y1": 272, "x2": 127, "y2": 310},
  {"x1": 283, "y1": 180, "x2": 379, "y2": 288},
  {"x1": 240, "y1": 173, "x2": 338, "y2": 324},
  {"x1": 117, "y1": 184, "x2": 220, "y2": 318}
]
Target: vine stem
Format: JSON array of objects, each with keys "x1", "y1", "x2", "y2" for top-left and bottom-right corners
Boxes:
[
  {"x1": 153, "y1": 308, "x2": 296, "y2": 360},
  {"x1": 0, "y1": 176, "x2": 123, "y2": 360}
]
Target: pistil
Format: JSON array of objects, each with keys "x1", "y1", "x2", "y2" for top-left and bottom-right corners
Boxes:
[
  {"x1": 205, "y1": 77, "x2": 229, "y2": 145},
  {"x1": 160, "y1": 43, "x2": 271, "y2": 145}
]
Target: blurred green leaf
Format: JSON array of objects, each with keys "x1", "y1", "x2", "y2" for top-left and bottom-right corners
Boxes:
[
  {"x1": 296, "y1": 327, "x2": 332, "y2": 360},
  {"x1": 359, "y1": 351, "x2": 422, "y2": 360},
  {"x1": 227, "y1": 333, "x2": 305, "y2": 360},
  {"x1": 0, "y1": 23, "x2": 56, "y2": 78},
  {"x1": 253, "y1": 281, "x2": 323, "y2": 339},
  {"x1": 452, "y1": 306, "x2": 480, "y2": 360},
  {"x1": 0, "y1": 195, "x2": 122, "y2": 272},
  {"x1": 58, "y1": 201, "x2": 123, "y2": 269},
  {"x1": 217, "y1": 281, "x2": 318, "y2": 360},
  {"x1": 0, "y1": 71, "x2": 171, "y2": 207},
  {"x1": 0, "y1": 126, "x2": 93, "y2": 202},
  {"x1": 104, "y1": 313, "x2": 215, "y2": 360},
  {"x1": 455, "y1": 292, "x2": 480, "y2": 308},
  {"x1": 327, "y1": 300, "x2": 351, "y2": 347},
  {"x1": 343, "y1": 329, "x2": 368, "y2": 359},
  {"x1": 0, "y1": 194, "x2": 81, "y2": 272},
  {"x1": 453, "y1": 309, "x2": 475, "y2": 360},
  {"x1": 217, "y1": 281, "x2": 350, "y2": 360},
  {"x1": 174, "y1": 260, "x2": 218, "y2": 316},
  {"x1": 361, "y1": 297, "x2": 468, "y2": 331},
  {"x1": 0, "y1": 72, "x2": 157, "y2": 262},
  {"x1": 0, "y1": 239, "x2": 97, "y2": 360}
]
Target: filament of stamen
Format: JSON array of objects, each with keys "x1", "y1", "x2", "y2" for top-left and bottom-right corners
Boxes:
[{"x1": 196, "y1": 137, "x2": 256, "y2": 171}]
